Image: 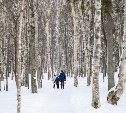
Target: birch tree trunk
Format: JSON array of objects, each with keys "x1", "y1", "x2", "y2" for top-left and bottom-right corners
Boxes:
[
  {"x1": 92, "y1": 0, "x2": 101, "y2": 108},
  {"x1": 56, "y1": 0, "x2": 61, "y2": 76},
  {"x1": 34, "y1": 0, "x2": 42, "y2": 88},
  {"x1": 5, "y1": 10, "x2": 9, "y2": 91},
  {"x1": 82, "y1": 0, "x2": 91, "y2": 86},
  {"x1": 71, "y1": 2, "x2": 78, "y2": 87},
  {"x1": 17, "y1": 0, "x2": 25, "y2": 112},
  {"x1": 24, "y1": 1, "x2": 30, "y2": 88},
  {"x1": 46, "y1": 19, "x2": 51, "y2": 80},
  {"x1": 45, "y1": 2, "x2": 52, "y2": 79},
  {"x1": 101, "y1": 0, "x2": 115, "y2": 90},
  {"x1": 0, "y1": 4, "x2": 3, "y2": 91},
  {"x1": 103, "y1": 2, "x2": 115, "y2": 90},
  {"x1": 29, "y1": 0, "x2": 37, "y2": 93},
  {"x1": 107, "y1": 0, "x2": 126, "y2": 105}
]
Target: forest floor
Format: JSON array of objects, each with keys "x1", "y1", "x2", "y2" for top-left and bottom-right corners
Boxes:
[{"x1": 0, "y1": 73, "x2": 126, "y2": 113}]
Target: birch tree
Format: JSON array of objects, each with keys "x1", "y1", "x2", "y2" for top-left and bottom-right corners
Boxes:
[
  {"x1": 45, "y1": 1, "x2": 52, "y2": 80},
  {"x1": 102, "y1": 0, "x2": 115, "y2": 90},
  {"x1": 92, "y1": 0, "x2": 101, "y2": 108},
  {"x1": 107, "y1": 0, "x2": 126, "y2": 105},
  {"x1": 29, "y1": 0, "x2": 37, "y2": 93},
  {"x1": 80, "y1": 0, "x2": 91, "y2": 85},
  {"x1": 55, "y1": 0, "x2": 61, "y2": 76},
  {"x1": 68, "y1": 0, "x2": 79, "y2": 87},
  {"x1": 33, "y1": 0, "x2": 42, "y2": 88},
  {"x1": 17, "y1": 0, "x2": 25, "y2": 112}
]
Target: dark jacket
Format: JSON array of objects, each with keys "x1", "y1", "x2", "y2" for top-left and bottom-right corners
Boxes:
[
  {"x1": 59, "y1": 72, "x2": 66, "y2": 82},
  {"x1": 55, "y1": 77, "x2": 59, "y2": 84}
]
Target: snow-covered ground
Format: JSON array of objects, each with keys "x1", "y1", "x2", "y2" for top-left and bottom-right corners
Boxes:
[{"x1": 0, "y1": 73, "x2": 126, "y2": 113}]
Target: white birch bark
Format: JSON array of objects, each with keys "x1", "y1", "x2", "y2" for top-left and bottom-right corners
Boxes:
[
  {"x1": 71, "y1": 2, "x2": 78, "y2": 87},
  {"x1": 17, "y1": 0, "x2": 25, "y2": 112},
  {"x1": 29, "y1": 0, "x2": 37, "y2": 93},
  {"x1": 107, "y1": 0, "x2": 126, "y2": 105},
  {"x1": 23, "y1": 1, "x2": 30, "y2": 88},
  {"x1": 92, "y1": 0, "x2": 101, "y2": 108},
  {"x1": 56, "y1": 0, "x2": 61, "y2": 76},
  {"x1": 33, "y1": 0, "x2": 41, "y2": 88},
  {"x1": 85, "y1": 0, "x2": 91, "y2": 86},
  {"x1": 0, "y1": 5, "x2": 3, "y2": 91},
  {"x1": 46, "y1": 18, "x2": 51, "y2": 80},
  {"x1": 80, "y1": 0, "x2": 91, "y2": 85}
]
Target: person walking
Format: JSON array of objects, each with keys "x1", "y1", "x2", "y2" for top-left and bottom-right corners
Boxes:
[
  {"x1": 52, "y1": 75, "x2": 57, "y2": 88},
  {"x1": 59, "y1": 70, "x2": 66, "y2": 89},
  {"x1": 55, "y1": 76, "x2": 60, "y2": 89},
  {"x1": 52, "y1": 74, "x2": 60, "y2": 89}
]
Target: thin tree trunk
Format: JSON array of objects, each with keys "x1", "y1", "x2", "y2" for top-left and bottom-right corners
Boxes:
[
  {"x1": 92, "y1": 0, "x2": 101, "y2": 108},
  {"x1": 24, "y1": 0, "x2": 29, "y2": 88},
  {"x1": 71, "y1": 2, "x2": 78, "y2": 87},
  {"x1": 17, "y1": 0, "x2": 25, "y2": 113},
  {"x1": 107, "y1": 0, "x2": 126, "y2": 105},
  {"x1": 29, "y1": 0, "x2": 37, "y2": 93},
  {"x1": 46, "y1": 19, "x2": 51, "y2": 80},
  {"x1": 102, "y1": 0, "x2": 115, "y2": 90},
  {"x1": 102, "y1": 55, "x2": 106, "y2": 82}
]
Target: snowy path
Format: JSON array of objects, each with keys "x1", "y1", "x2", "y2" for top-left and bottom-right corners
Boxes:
[
  {"x1": 0, "y1": 73, "x2": 126, "y2": 113},
  {"x1": 21, "y1": 77, "x2": 87, "y2": 113}
]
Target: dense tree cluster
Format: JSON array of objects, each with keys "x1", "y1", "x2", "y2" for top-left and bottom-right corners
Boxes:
[{"x1": 0, "y1": 0, "x2": 126, "y2": 112}]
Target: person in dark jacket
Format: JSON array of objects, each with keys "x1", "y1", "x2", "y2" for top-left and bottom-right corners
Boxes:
[
  {"x1": 52, "y1": 75, "x2": 60, "y2": 89},
  {"x1": 55, "y1": 76, "x2": 60, "y2": 89},
  {"x1": 52, "y1": 75, "x2": 57, "y2": 88},
  {"x1": 59, "y1": 70, "x2": 66, "y2": 89}
]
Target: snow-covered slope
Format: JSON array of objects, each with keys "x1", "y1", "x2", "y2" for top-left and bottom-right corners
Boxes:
[{"x1": 0, "y1": 73, "x2": 125, "y2": 113}]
